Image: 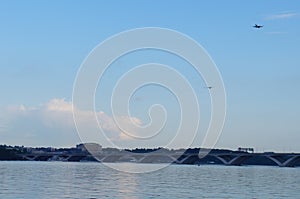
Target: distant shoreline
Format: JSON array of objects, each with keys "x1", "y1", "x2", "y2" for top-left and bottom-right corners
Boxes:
[{"x1": 1, "y1": 144, "x2": 300, "y2": 167}]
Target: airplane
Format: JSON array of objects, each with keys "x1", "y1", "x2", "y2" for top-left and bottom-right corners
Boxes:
[
  {"x1": 204, "y1": 86, "x2": 213, "y2": 89},
  {"x1": 253, "y1": 24, "x2": 263, "y2": 29}
]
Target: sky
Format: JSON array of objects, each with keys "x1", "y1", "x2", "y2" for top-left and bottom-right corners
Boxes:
[{"x1": 0, "y1": 1, "x2": 300, "y2": 152}]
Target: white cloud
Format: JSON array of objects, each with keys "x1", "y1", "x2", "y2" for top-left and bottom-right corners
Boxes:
[
  {"x1": 265, "y1": 31, "x2": 287, "y2": 35},
  {"x1": 46, "y1": 98, "x2": 73, "y2": 112},
  {"x1": 0, "y1": 98, "x2": 142, "y2": 147},
  {"x1": 265, "y1": 11, "x2": 297, "y2": 20}
]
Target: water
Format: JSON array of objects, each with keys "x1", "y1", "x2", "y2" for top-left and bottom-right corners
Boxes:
[{"x1": 0, "y1": 161, "x2": 299, "y2": 199}]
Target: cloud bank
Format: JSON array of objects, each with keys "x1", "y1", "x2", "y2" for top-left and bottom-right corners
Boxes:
[{"x1": 0, "y1": 98, "x2": 142, "y2": 147}]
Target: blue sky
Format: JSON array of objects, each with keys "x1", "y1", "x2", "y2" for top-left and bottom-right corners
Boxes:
[{"x1": 0, "y1": 1, "x2": 300, "y2": 152}]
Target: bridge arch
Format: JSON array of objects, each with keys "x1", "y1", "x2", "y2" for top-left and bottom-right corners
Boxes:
[{"x1": 213, "y1": 154, "x2": 253, "y2": 166}]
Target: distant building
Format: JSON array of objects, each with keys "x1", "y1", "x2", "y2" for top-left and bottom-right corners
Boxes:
[
  {"x1": 76, "y1": 143, "x2": 102, "y2": 154},
  {"x1": 238, "y1": 147, "x2": 254, "y2": 153}
]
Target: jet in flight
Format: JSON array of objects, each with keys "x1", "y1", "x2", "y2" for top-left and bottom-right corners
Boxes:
[
  {"x1": 253, "y1": 24, "x2": 263, "y2": 29},
  {"x1": 204, "y1": 86, "x2": 213, "y2": 89}
]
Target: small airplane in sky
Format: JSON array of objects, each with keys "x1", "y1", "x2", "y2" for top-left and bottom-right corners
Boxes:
[
  {"x1": 253, "y1": 24, "x2": 263, "y2": 29},
  {"x1": 204, "y1": 86, "x2": 213, "y2": 89}
]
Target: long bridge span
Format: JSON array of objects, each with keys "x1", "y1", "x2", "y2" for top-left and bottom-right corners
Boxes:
[{"x1": 19, "y1": 151, "x2": 300, "y2": 167}]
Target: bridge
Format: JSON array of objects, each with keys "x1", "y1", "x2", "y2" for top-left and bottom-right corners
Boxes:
[
  {"x1": 207, "y1": 153, "x2": 300, "y2": 167},
  {"x1": 19, "y1": 151, "x2": 300, "y2": 167}
]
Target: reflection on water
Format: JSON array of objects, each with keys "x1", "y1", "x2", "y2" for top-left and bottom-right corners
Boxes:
[
  {"x1": 114, "y1": 166, "x2": 138, "y2": 199},
  {"x1": 0, "y1": 161, "x2": 299, "y2": 199}
]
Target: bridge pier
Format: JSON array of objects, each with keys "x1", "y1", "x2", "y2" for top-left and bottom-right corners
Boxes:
[
  {"x1": 213, "y1": 155, "x2": 252, "y2": 166},
  {"x1": 266, "y1": 155, "x2": 300, "y2": 167}
]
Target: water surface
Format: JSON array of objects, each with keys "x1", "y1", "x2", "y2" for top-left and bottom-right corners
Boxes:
[{"x1": 0, "y1": 161, "x2": 299, "y2": 199}]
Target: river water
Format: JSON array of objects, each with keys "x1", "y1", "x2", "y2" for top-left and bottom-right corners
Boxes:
[{"x1": 0, "y1": 161, "x2": 299, "y2": 199}]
